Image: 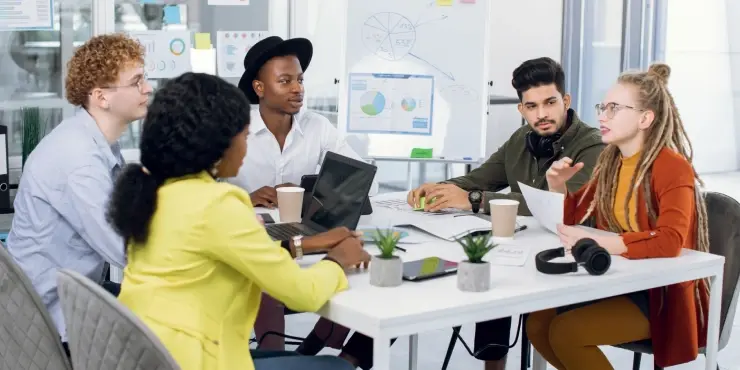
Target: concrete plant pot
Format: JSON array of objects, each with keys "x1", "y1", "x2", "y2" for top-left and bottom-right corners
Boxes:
[
  {"x1": 457, "y1": 260, "x2": 491, "y2": 292},
  {"x1": 369, "y1": 255, "x2": 403, "y2": 287}
]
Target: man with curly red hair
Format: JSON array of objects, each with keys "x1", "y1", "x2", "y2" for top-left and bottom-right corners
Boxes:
[{"x1": 6, "y1": 33, "x2": 152, "y2": 356}]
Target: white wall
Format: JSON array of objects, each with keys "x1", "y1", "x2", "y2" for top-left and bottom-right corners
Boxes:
[
  {"x1": 484, "y1": 0, "x2": 563, "y2": 158},
  {"x1": 663, "y1": 0, "x2": 739, "y2": 174}
]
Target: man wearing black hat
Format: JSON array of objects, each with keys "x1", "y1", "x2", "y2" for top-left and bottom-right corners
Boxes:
[
  {"x1": 231, "y1": 35, "x2": 373, "y2": 356},
  {"x1": 229, "y1": 36, "x2": 377, "y2": 207}
]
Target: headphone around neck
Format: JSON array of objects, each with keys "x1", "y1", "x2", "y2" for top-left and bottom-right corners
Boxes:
[
  {"x1": 526, "y1": 131, "x2": 561, "y2": 159},
  {"x1": 535, "y1": 238, "x2": 611, "y2": 276}
]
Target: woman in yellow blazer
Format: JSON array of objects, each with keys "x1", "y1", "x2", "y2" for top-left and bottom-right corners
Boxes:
[{"x1": 107, "y1": 72, "x2": 369, "y2": 370}]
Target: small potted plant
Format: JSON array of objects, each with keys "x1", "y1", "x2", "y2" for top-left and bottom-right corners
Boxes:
[
  {"x1": 21, "y1": 106, "x2": 44, "y2": 169},
  {"x1": 456, "y1": 233, "x2": 497, "y2": 292},
  {"x1": 369, "y1": 228, "x2": 403, "y2": 287}
]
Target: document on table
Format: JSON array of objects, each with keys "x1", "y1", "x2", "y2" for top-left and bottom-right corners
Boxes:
[
  {"x1": 487, "y1": 245, "x2": 531, "y2": 266},
  {"x1": 393, "y1": 214, "x2": 492, "y2": 241},
  {"x1": 518, "y1": 182, "x2": 564, "y2": 235}
]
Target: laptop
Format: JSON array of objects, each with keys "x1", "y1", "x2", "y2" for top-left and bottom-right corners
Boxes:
[
  {"x1": 300, "y1": 174, "x2": 373, "y2": 216},
  {"x1": 265, "y1": 151, "x2": 377, "y2": 243}
]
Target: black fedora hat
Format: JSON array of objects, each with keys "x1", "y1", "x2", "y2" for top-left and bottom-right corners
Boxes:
[{"x1": 238, "y1": 36, "x2": 313, "y2": 104}]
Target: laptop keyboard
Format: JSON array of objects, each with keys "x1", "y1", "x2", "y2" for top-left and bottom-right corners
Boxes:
[{"x1": 266, "y1": 223, "x2": 319, "y2": 241}]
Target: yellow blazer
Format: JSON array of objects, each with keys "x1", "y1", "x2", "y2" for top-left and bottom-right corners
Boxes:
[{"x1": 117, "y1": 172, "x2": 348, "y2": 370}]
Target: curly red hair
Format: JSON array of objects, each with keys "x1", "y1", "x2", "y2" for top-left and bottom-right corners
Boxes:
[{"x1": 65, "y1": 33, "x2": 145, "y2": 107}]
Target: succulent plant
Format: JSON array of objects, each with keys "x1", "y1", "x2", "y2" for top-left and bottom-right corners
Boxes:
[
  {"x1": 371, "y1": 228, "x2": 401, "y2": 259},
  {"x1": 21, "y1": 107, "x2": 44, "y2": 169},
  {"x1": 457, "y1": 233, "x2": 497, "y2": 263}
]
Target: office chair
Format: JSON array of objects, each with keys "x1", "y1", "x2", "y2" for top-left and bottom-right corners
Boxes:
[
  {"x1": 0, "y1": 246, "x2": 72, "y2": 370},
  {"x1": 57, "y1": 269, "x2": 180, "y2": 370},
  {"x1": 616, "y1": 192, "x2": 740, "y2": 370}
]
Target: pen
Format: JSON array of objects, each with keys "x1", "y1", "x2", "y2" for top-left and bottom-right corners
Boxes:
[
  {"x1": 394, "y1": 246, "x2": 407, "y2": 252},
  {"x1": 514, "y1": 225, "x2": 528, "y2": 233}
]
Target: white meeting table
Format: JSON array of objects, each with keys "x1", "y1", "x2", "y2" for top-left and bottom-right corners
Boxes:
[{"x1": 258, "y1": 192, "x2": 725, "y2": 370}]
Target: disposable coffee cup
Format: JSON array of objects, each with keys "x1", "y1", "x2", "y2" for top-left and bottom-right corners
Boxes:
[
  {"x1": 489, "y1": 199, "x2": 519, "y2": 242},
  {"x1": 277, "y1": 187, "x2": 305, "y2": 223}
]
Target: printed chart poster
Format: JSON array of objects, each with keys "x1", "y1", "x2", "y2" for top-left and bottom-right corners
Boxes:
[
  {"x1": 216, "y1": 31, "x2": 269, "y2": 78},
  {"x1": 0, "y1": 0, "x2": 53, "y2": 31},
  {"x1": 347, "y1": 73, "x2": 434, "y2": 135},
  {"x1": 129, "y1": 31, "x2": 192, "y2": 79}
]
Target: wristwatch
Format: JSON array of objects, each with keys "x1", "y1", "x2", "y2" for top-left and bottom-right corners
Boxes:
[
  {"x1": 468, "y1": 190, "x2": 483, "y2": 214},
  {"x1": 292, "y1": 235, "x2": 304, "y2": 260}
]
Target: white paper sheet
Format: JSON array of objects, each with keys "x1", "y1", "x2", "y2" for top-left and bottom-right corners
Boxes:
[
  {"x1": 394, "y1": 214, "x2": 491, "y2": 241},
  {"x1": 487, "y1": 245, "x2": 531, "y2": 266},
  {"x1": 0, "y1": 0, "x2": 53, "y2": 31},
  {"x1": 517, "y1": 182, "x2": 564, "y2": 234}
]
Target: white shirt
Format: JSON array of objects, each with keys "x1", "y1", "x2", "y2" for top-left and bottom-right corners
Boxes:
[{"x1": 229, "y1": 109, "x2": 378, "y2": 195}]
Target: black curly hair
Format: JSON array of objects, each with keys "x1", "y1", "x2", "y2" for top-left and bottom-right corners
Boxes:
[
  {"x1": 511, "y1": 57, "x2": 565, "y2": 101},
  {"x1": 107, "y1": 72, "x2": 250, "y2": 245}
]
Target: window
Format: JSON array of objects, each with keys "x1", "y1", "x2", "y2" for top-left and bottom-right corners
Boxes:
[
  {"x1": 574, "y1": 0, "x2": 625, "y2": 125},
  {"x1": 291, "y1": 0, "x2": 343, "y2": 126},
  {"x1": 0, "y1": 0, "x2": 92, "y2": 179},
  {"x1": 653, "y1": 0, "x2": 740, "y2": 173}
]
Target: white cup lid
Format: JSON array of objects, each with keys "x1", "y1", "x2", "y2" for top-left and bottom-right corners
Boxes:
[
  {"x1": 276, "y1": 187, "x2": 305, "y2": 193},
  {"x1": 488, "y1": 199, "x2": 519, "y2": 206}
]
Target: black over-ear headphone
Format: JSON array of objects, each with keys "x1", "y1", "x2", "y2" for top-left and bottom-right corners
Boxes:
[
  {"x1": 535, "y1": 238, "x2": 611, "y2": 276},
  {"x1": 525, "y1": 131, "x2": 561, "y2": 159}
]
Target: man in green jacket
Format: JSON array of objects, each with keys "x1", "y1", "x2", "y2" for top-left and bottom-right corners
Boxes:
[
  {"x1": 409, "y1": 57, "x2": 604, "y2": 218},
  {"x1": 398, "y1": 57, "x2": 604, "y2": 370}
]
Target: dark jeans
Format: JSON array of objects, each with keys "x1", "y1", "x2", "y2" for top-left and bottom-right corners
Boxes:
[
  {"x1": 341, "y1": 317, "x2": 512, "y2": 370},
  {"x1": 62, "y1": 280, "x2": 121, "y2": 358}
]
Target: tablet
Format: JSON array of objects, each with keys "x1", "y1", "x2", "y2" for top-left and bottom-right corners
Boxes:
[{"x1": 402, "y1": 257, "x2": 459, "y2": 282}]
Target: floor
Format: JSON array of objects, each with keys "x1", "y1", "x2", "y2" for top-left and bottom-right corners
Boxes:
[{"x1": 279, "y1": 171, "x2": 740, "y2": 370}]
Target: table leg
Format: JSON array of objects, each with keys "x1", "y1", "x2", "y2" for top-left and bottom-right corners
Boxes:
[
  {"x1": 532, "y1": 349, "x2": 547, "y2": 370},
  {"x1": 373, "y1": 334, "x2": 392, "y2": 370},
  {"x1": 704, "y1": 268, "x2": 724, "y2": 370},
  {"x1": 408, "y1": 334, "x2": 419, "y2": 370},
  {"x1": 407, "y1": 162, "x2": 413, "y2": 191}
]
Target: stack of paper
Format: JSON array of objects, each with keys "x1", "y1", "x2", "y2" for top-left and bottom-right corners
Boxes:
[{"x1": 393, "y1": 214, "x2": 491, "y2": 241}]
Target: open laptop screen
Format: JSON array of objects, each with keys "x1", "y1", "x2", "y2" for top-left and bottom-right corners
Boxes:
[{"x1": 302, "y1": 152, "x2": 377, "y2": 231}]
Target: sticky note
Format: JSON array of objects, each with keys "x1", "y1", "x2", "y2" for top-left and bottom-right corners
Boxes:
[
  {"x1": 162, "y1": 5, "x2": 181, "y2": 25},
  {"x1": 414, "y1": 197, "x2": 436, "y2": 211},
  {"x1": 410, "y1": 148, "x2": 433, "y2": 158},
  {"x1": 194, "y1": 33, "x2": 212, "y2": 49},
  {"x1": 436, "y1": 0, "x2": 453, "y2": 5}
]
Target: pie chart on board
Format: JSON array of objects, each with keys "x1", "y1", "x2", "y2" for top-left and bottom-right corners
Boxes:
[
  {"x1": 401, "y1": 97, "x2": 416, "y2": 112},
  {"x1": 360, "y1": 90, "x2": 386, "y2": 116}
]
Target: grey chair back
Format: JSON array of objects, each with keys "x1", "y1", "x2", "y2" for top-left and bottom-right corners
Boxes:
[
  {"x1": 617, "y1": 191, "x2": 740, "y2": 360},
  {"x1": 0, "y1": 246, "x2": 72, "y2": 370},
  {"x1": 57, "y1": 269, "x2": 180, "y2": 370},
  {"x1": 704, "y1": 191, "x2": 740, "y2": 350}
]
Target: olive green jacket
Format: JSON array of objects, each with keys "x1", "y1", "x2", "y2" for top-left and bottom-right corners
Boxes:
[{"x1": 445, "y1": 110, "x2": 604, "y2": 216}]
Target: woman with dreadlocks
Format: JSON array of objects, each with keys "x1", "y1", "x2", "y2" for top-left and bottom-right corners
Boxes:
[{"x1": 525, "y1": 63, "x2": 709, "y2": 370}]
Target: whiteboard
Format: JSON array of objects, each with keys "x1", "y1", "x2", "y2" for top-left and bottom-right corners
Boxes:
[{"x1": 338, "y1": 0, "x2": 491, "y2": 160}]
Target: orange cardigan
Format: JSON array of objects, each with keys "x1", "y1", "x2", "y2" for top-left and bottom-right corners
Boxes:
[{"x1": 564, "y1": 148, "x2": 709, "y2": 367}]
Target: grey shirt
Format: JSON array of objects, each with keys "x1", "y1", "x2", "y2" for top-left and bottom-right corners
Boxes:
[{"x1": 6, "y1": 108, "x2": 126, "y2": 341}]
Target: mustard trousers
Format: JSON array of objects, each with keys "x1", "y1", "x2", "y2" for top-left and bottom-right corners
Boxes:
[{"x1": 526, "y1": 296, "x2": 650, "y2": 370}]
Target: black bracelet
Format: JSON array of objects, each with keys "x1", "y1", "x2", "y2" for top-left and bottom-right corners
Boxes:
[{"x1": 322, "y1": 256, "x2": 343, "y2": 268}]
